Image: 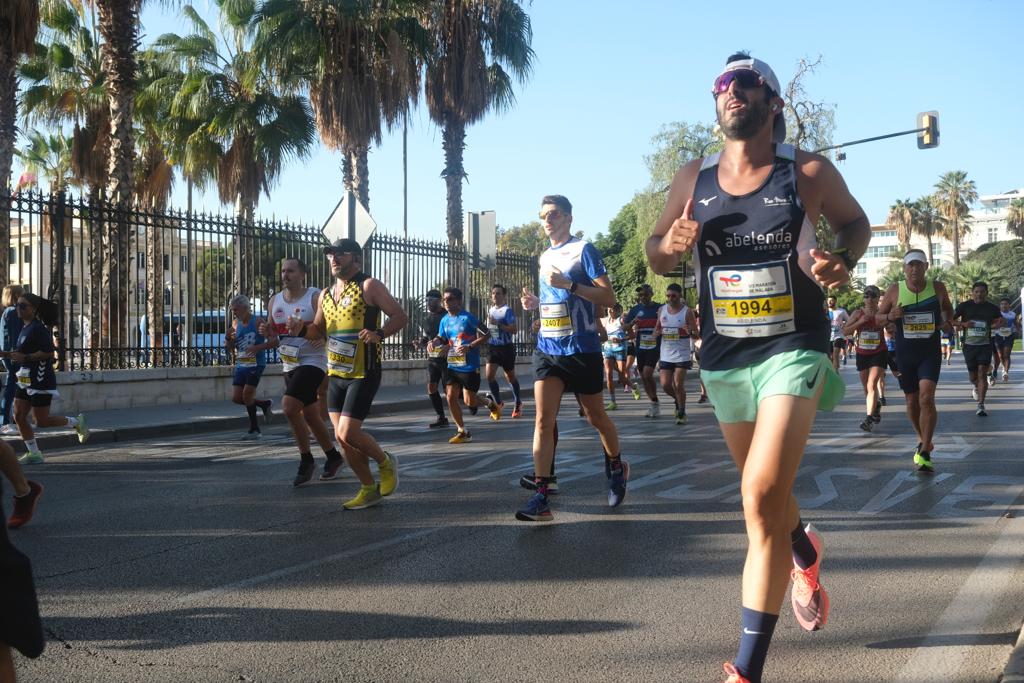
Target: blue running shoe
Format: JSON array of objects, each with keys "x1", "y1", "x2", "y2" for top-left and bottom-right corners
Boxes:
[
  {"x1": 608, "y1": 459, "x2": 630, "y2": 507},
  {"x1": 515, "y1": 492, "x2": 553, "y2": 522}
]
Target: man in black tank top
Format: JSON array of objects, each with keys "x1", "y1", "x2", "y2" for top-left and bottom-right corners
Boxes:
[{"x1": 645, "y1": 52, "x2": 871, "y2": 683}]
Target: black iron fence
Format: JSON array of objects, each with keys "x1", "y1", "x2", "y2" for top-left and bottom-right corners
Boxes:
[{"x1": 1, "y1": 190, "x2": 537, "y2": 370}]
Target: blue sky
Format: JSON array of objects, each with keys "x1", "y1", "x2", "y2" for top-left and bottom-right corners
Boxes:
[{"x1": 57, "y1": 1, "x2": 1024, "y2": 241}]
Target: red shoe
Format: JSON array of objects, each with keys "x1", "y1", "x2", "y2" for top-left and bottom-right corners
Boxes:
[
  {"x1": 511, "y1": 403, "x2": 523, "y2": 418},
  {"x1": 8, "y1": 481, "x2": 43, "y2": 529},
  {"x1": 723, "y1": 663, "x2": 751, "y2": 683},
  {"x1": 791, "y1": 523, "x2": 830, "y2": 631}
]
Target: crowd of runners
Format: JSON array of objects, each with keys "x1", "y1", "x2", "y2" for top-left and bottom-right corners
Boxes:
[{"x1": 2, "y1": 51, "x2": 1022, "y2": 683}]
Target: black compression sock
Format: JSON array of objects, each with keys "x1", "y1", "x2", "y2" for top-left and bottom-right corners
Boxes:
[
  {"x1": 429, "y1": 391, "x2": 445, "y2": 417},
  {"x1": 300, "y1": 451, "x2": 314, "y2": 465},
  {"x1": 324, "y1": 447, "x2": 342, "y2": 461},
  {"x1": 246, "y1": 404, "x2": 259, "y2": 432}
]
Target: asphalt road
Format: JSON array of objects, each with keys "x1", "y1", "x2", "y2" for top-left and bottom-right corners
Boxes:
[{"x1": 10, "y1": 362, "x2": 1024, "y2": 683}]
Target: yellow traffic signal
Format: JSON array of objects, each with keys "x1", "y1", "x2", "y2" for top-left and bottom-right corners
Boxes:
[{"x1": 918, "y1": 111, "x2": 939, "y2": 149}]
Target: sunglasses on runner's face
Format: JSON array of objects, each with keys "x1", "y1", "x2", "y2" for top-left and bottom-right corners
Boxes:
[
  {"x1": 864, "y1": 292, "x2": 879, "y2": 298},
  {"x1": 539, "y1": 209, "x2": 563, "y2": 221},
  {"x1": 712, "y1": 69, "x2": 765, "y2": 95},
  {"x1": 16, "y1": 302, "x2": 30, "y2": 309}
]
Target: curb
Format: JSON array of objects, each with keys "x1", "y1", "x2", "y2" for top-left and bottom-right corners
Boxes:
[
  {"x1": 1002, "y1": 621, "x2": 1024, "y2": 683},
  {"x1": 21, "y1": 387, "x2": 536, "y2": 453}
]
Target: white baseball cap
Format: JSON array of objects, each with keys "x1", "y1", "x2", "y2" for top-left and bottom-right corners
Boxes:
[{"x1": 903, "y1": 249, "x2": 928, "y2": 264}]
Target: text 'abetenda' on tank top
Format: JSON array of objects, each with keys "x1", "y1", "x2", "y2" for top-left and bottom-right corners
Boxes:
[
  {"x1": 691, "y1": 143, "x2": 828, "y2": 372},
  {"x1": 271, "y1": 286, "x2": 327, "y2": 372},
  {"x1": 894, "y1": 279, "x2": 941, "y2": 355},
  {"x1": 322, "y1": 273, "x2": 382, "y2": 379}
]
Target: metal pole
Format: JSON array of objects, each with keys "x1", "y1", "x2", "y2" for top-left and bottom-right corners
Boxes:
[
  {"x1": 813, "y1": 127, "x2": 927, "y2": 154},
  {"x1": 402, "y1": 118, "x2": 409, "y2": 357}
]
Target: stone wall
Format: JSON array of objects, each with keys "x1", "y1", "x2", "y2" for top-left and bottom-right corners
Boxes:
[{"x1": 1, "y1": 358, "x2": 534, "y2": 413}]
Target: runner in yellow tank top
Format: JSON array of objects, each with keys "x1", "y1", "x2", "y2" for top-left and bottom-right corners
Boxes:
[{"x1": 296, "y1": 238, "x2": 408, "y2": 510}]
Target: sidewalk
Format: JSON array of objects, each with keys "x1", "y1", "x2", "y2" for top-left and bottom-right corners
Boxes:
[
  {"x1": 1005, "y1": 624, "x2": 1024, "y2": 683},
  {"x1": 3, "y1": 381, "x2": 535, "y2": 453}
]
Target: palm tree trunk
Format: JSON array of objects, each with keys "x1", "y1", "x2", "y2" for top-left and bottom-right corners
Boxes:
[
  {"x1": 952, "y1": 218, "x2": 960, "y2": 266},
  {"x1": 232, "y1": 195, "x2": 253, "y2": 298},
  {"x1": 96, "y1": 0, "x2": 138, "y2": 367},
  {"x1": 925, "y1": 235, "x2": 933, "y2": 264},
  {"x1": 441, "y1": 116, "x2": 467, "y2": 247},
  {"x1": 352, "y1": 146, "x2": 369, "y2": 210},
  {"x1": 0, "y1": 46, "x2": 15, "y2": 290},
  {"x1": 341, "y1": 153, "x2": 353, "y2": 196},
  {"x1": 145, "y1": 212, "x2": 164, "y2": 365}
]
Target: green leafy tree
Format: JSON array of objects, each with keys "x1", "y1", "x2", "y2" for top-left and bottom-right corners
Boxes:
[
  {"x1": 1007, "y1": 198, "x2": 1024, "y2": 239},
  {"x1": 425, "y1": 0, "x2": 534, "y2": 245},
  {"x1": 497, "y1": 220, "x2": 581, "y2": 256},
  {"x1": 15, "y1": 129, "x2": 75, "y2": 192},
  {"x1": 933, "y1": 170, "x2": 978, "y2": 266},
  {"x1": 948, "y1": 260, "x2": 1007, "y2": 305},
  {"x1": 960, "y1": 238, "x2": 1024, "y2": 301},
  {"x1": 645, "y1": 122, "x2": 722, "y2": 191}
]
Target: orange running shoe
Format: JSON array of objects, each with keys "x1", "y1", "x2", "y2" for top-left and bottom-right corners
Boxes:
[
  {"x1": 722, "y1": 663, "x2": 751, "y2": 683},
  {"x1": 511, "y1": 403, "x2": 523, "y2": 418},
  {"x1": 790, "y1": 523, "x2": 830, "y2": 631}
]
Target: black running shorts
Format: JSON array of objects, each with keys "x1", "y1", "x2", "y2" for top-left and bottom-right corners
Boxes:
[
  {"x1": 897, "y1": 351, "x2": 942, "y2": 394},
  {"x1": 962, "y1": 344, "x2": 993, "y2": 371},
  {"x1": 487, "y1": 344, "x2": 517, "y2": 373},
  {"x1": 855, "y1": 351, "x2": 888, "y2": 372},
  {"x1": 283, "y1": 365, "x2": 326, "y2": 406},
  {"x1": 636, "y1": 349, "x2": 660, "y2": 371},
  {"x1": 533, "y1": 351, "x2": 603, "y2": 396},
  {"x1": 14, "y1": 390, "x2": 52, "y2": 408},
  {"x1": 327, "y1": 373, "x2": 381, "y2": 421},
  {"x1": 446, "y1": 368, "x2": 482, "y2": 393},
  {"x1": 427, "y1": 358, "x2": 448, "y2": 385},
  {"x1": 658, "y1": 360, "x2": 693, "y2": 371}
]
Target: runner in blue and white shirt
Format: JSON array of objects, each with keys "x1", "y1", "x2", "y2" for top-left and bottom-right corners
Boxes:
[
  {"x1": 484, "y1": 284, "x2": 522, "y2": 417},
  {"x1": 516, "y1": 194, "x2": 629, "y2": 523}
]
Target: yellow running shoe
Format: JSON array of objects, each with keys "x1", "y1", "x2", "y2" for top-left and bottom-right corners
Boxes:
[
  {"x1": 342, "y1": 484, "x2": 382, "y2": 510},
  {"x1": 448, "y1": 430, "x2": 472, "y2": 444},
  {"x1": 379, "y1": 452, "x2": 398, "y2": 496},
  {"x1": 488, "y1": 399, "x2": 503, "y2": 421}
]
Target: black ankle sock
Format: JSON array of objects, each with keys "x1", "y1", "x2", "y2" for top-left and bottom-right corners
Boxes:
[
  {"x1": 246, "y1": 404, "x2": 259, "y2": 431},
  {"x1": 790, "y1": 520, "x2": 817, "y2": 570},
  {"x1": 300, "y1": 451, "x2": 314, "y2": 465},
  {"x1": 325, "y1": 448, "x2": 342, "y2": 462},
  {"x1": 255, "y1": 399, "x2": 271, "y2": 410}
]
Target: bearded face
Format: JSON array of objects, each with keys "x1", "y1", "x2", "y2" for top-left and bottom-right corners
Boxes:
[{"x1": 716, "y1": 88, "x2": 773, "y2": 141}]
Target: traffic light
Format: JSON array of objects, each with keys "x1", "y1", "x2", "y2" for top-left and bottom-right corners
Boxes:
[{"x1": 918, "y1": 111, "x2": 939, "y2": 149}]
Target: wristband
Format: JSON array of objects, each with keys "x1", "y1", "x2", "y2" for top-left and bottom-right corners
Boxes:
[
  {"x1": 569, "y1": 281, "x2": 579, "y2": 294},
  {"x1": 832, "y1": 247, "x2": 857, "y2": 272},
  {"x1": 375, "y1": 328, "x2": 387, "y2": 341}
]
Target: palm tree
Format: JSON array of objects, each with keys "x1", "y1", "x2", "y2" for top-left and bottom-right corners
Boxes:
[
  {"x1": 425, "y1": 0, "x2": 534, "y2": 245},
  {"x1": 933, "y1": 170, "x2": 978, "y2": 266},
  {"x1": 0, "y1": 0, "x2": 41, "y2": 288},
  {"x1": 15, "y1": 129, "x2": 76, "y2": 192},
  {"x1": 20, "y1": 0, "x2": 110, "y2": 357},
  {"x1": 1007, "y1": 197, "x2": 1024, "y2": 239},
  {"x1": 911, "y1": 195, "x2": 943, "y2": 264},
  {"x1": 149, "y1": 1, "x2": 316, "y2": 296},
  {"x1": 885, "y1": 198, "x2": 913, "y2": 254},
  {"x1": 256, "y1": 0, "x2": 425, "y2": 210}
]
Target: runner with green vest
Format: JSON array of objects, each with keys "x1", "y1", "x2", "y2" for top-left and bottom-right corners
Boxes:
[
  {"x1": 876, "y1": 249, "x2": 954, "y2": 472},
  {"x1": 298, "y1": 238, "x2": 408, "y2": 510}
]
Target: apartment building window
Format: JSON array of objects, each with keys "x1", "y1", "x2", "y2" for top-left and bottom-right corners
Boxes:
[
  {"x1": 931, "y1": 244, "x2": 943, "y2": 259},
  {"x1": 70, "y1": 284, "x2": 79, "y2": 304},
  {"x1": 873, "y1": 230, "x2": 896, "y2": 239},
  {"x1": 856, "y1": 263, "x2": 867, "y2": 276},
  {"x1": 22, "y1": 245, "x2": 31, "y2": 264},
  {"x1": 64, "y1": 246, "x2": 74, "y2": 264},
  {"x1": 163, "y1": 255, "x2": 170, "y2": 271},
  {"x1": 988, "y1": 225, "x2": 999, "y2": 242},
  {"x1": 180, "y1": 255, "x2": 189, "y2": 272},
  {"x1": 137, "y1": 251, "x2": 146, "y2": 269},
  {"x1": 866, "y1": 245, "x2": 898, "y2": 259},
  {"x1": 8, "y1": 247, "x2": 15, "y2": 265},
  {"x1": 164, "y1": 288, "x2": 172, "y2": 305},
  {"x1": 179, "y1": 289, "x2": 186, "y2": 306}
]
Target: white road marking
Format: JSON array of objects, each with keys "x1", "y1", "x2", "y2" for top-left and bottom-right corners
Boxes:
[
  {"x1": 178, "y1": 526, "x2": 444, "y2": 603},
  {"x1": 894, "y1": 510, "x2": 1024, "y2": 681}
]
